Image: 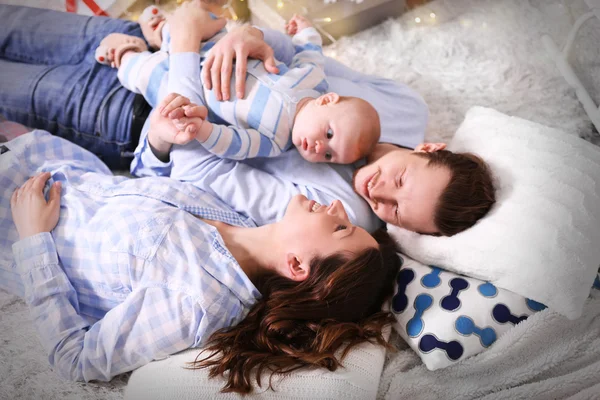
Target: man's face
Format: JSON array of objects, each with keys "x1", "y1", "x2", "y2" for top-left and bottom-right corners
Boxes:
[{"x1": 352, "y1": 148, "x2": 451, "y2": 234}]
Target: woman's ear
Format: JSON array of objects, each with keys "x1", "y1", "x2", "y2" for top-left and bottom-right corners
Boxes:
[
  {"x1": 414, "y1": 142, "x2": 447, "y2": 153},
  {"x1": 315, "y1": 92, "x2": 340, "y2": 106},
  {"x1": 285, "y1": 253, "x2": 310, "y2": 281}
]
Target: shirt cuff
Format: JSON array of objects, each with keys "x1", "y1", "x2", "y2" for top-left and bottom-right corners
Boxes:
[
  {"x1": 292, "y1": 27, "x2": 321, "y2": 46},
  {"x1": 142, "y1": 136, "x2": 173, "y2": 174},
  {"x1": 131, "y1": 126, "x2": 174, "y2": 177},
  {"x1": 12, "y1": 232, "x2": 58, "y2": 273}
]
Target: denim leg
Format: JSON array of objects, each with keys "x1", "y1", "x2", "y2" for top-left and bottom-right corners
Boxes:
[
  {"x1": 0, "y1": 57, "x2": 136, "y2": 169},
  {"x1": 0, "y1": 5, "x2": 145, "y2": 169},
  {"x1": 0, "y1": 5, "x2": 142, "y2": 65}
]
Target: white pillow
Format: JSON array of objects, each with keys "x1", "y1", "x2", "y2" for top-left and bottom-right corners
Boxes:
[
  {"x1": 389, "y1": 106, "x2": 600, "y2": 320},
  {"x1": 391, "y1": 255, "x2": 544, "y2": 370},
  {"x1": 125, "y1": 329, "x2": 390, "y2": 400}
]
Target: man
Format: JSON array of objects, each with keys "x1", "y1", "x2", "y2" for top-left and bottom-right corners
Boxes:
[{"x1": 0, "y1": 3, "x2": 494, "y2": 234}]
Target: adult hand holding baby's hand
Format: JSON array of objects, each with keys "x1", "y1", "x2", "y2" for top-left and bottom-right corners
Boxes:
[
  {"x1": 286, "y1": 14, "x2": 313, "y2": 35},
  {"x1": 11, "y1": 172, "x2": 61, "y2": 240},
  {"x1": 148, "y1": 93, "x2": 210, "y2": 160}
]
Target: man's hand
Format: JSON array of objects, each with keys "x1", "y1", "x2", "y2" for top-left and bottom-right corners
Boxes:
[
  {"x1": 168, "y1": 0, "x2": 227, "y2": 53},
  {"x1": 148, "y1": 93, "x2": 209, "y2": 161},
  {"x1": 11, "y1": 172, "x2": 61, "y2": 240},
  {"x1": 285, "y1": 14, "x2": 312, "y2": 35},
  {"x1": 202, "y1": 25, "x2": 279, "y2": 101}
]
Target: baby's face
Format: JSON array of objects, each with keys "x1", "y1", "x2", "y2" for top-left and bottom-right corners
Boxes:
[{"x1": 292, "y1": 101, "x2": 376, "y2": 164}]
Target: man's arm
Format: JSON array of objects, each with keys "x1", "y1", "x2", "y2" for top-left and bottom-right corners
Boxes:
[
  {"x1": 168, "y1": 139, "x2": 380, "y2": 230},
  {"x1": 132, "y1": 120, "x2": 380, "y2": 231}
]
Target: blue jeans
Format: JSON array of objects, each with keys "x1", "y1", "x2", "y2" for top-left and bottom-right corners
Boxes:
[{"x1": 0, "y1": 5, "x2": 143, "y2": 169}]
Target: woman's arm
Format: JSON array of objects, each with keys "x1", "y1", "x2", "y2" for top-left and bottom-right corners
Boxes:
[
  {"x1": 9, "y1": 174, "x2": 205, "y2": 381},
  {"x1": 13, "y1": 236, "x2": 201, "y2": 381}
]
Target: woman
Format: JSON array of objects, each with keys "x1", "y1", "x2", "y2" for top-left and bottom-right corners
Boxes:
[{"x1": 1, "y1": 128, "x2": 401, "y2": 391}]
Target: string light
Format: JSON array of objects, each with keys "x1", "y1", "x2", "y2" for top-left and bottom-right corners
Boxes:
[
  {"x1": 430, "y1": 12, "x2": 436, "y2": 18},
  {"x1": 415, "y1": 17, "x2": 421, "y2": 23},
  {"x1": 277, "y1": 1, "x2": 284, "y2": 9}
]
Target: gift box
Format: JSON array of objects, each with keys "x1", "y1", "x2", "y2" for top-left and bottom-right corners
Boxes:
[{"x1": 249, "y1": 0, "x2": 406, "y2": 43}]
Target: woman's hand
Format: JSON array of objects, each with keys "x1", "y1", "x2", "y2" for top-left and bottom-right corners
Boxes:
[
  {"x1": 11, "y1": 172, "x2": 62, "y2": 240},
  {"x1": 202, "y1": 25, "x2": 279, "y2": 101},
  {"x1": 168, "y1": 0, "x2": 227, "y2": 54},
  {"x1": 148, "y1": 93, "x2": 209, "y2": 160}
]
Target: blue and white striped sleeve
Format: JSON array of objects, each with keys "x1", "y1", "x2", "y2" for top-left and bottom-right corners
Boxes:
[
  {"x1": 283, "y1": 28, "x2": 328, "y2": 93},
  {"x1": 12, "y1": 232, "x2": 202, "y2": 382},
  {"x1": 201, "y1": 123, "x2": 287, "y2": 160},
  {"x1": 290, "y1": 27, "x2": 325, "y2": 71},
  {"x1": 117, "y1": 50, "x2": 169, "y2": 108}
]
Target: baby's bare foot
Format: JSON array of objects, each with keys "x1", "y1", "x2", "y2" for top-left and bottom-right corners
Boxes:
[
  {"x1": 95, "y1": 33, "x2": 148, "y2": 68},
  {"x1": 139, "y1": 5, "x2": 166, "y2": 50}
]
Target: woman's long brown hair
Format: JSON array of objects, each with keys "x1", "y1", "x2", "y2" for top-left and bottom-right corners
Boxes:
[{"x1": 187, "y1": 229, "x2": 401, "y2": 394}]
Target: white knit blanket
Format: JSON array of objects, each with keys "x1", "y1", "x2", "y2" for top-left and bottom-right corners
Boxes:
[{"x1": 378, "y1": 291, "x2": 600, "y2": 399}]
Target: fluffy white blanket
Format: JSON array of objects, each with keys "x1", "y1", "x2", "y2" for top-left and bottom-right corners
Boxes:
[{"x1": 378, "y1": 291, "x2": 600, "y2": 399}]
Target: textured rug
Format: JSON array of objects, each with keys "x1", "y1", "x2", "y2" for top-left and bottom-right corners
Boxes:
[
  {"x1": 325, "y1": 0, "x2": 599, "y2": 144},
  {"x1": 1, "y1": 0, "x2": 598, "y2": 399}
]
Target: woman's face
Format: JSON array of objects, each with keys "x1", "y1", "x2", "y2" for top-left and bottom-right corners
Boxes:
[{"x1": 278, "y1": 195, "x2": 378, "y2": 265}]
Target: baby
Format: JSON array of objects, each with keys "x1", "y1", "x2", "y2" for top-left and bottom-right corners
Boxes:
[{"x1": 96, "y1": 8, "x2": 380, "y2": 164}]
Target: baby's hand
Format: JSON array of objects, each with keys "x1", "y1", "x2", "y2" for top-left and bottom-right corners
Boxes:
[
  {"x1": 169, "y1": 104, "x2": 211, "y2": 143},
  {"x1": 286, "y1": 14, "x2": 313, "y2": 35},
  {"x1": 150, "y1": 93, "x2": 207, "y2": 150}
]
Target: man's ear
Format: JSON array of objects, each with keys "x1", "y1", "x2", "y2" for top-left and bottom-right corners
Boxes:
[
  {"x1": 315, "y1": 92, "x2": 341, "y2": 106},
  {"x1": 285, "y1": 253, "x2": 310, "y2": 282},
  {"x1": 414, "y1": 142, "x2": 447, "y2": 153}
]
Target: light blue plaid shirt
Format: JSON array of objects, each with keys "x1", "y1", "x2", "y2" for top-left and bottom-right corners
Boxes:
[{"x1": 0, "y1": 130, "x2": 261, "y2": 382}]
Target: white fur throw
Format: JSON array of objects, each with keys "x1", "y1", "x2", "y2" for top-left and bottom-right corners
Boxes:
[{"x1": 388, "y1": 106, "x2": 600, "y2": 319}]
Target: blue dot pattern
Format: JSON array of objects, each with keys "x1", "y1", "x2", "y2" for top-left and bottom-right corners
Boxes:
[
  {"x1": 478, "y1": 282, "x2": 497, "y2": 297},
  {"x1": 493, "y1": 304, "x2": 528, "y2": 325},
  {"x1": 419, "y1": 334, "x2": 464, "y2": 361},
  {"x1": 526, "y1": 298, "x2": 547, "y2": 312},
  {"x1": 391, "y1": 261, "x2": 547, "y2": 369},
  {"x1": 391, "y1": 269, "x2": 415, "y2": 314},
  {"x1": 455, "y1": 316, "x2": 496, "y2": 347},
  {"x1": 407, "y1": 294, "x2": 433, "y2": 337},
  {"x1": 441, "y1": 278, "x2": 469, "y2": 311},
  {"x1": 421, "y1": 266, "x2": 442, "y2": 288}
]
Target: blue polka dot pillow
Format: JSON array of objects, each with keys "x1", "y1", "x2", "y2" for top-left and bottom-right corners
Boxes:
[{"x1": 391, "y1": 255, "x2": 547, "y2": 370}]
